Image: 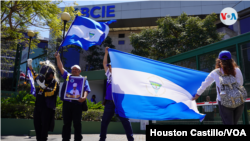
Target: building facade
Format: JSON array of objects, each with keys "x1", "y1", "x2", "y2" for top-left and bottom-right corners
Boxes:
[{"x1": 55, "y1": 1, "x2": 250, "y2": 104}]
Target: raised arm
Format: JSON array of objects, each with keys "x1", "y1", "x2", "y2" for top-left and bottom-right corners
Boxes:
[
  {"x1": 54, "y1": 52, "x2": 65, "y2": 75},
  {"x1": 103, "y1": 47, "x2": 109, "y2": 72},
  {"x1": 27, "y1": 58, "x2": 38, "y2": 79}
]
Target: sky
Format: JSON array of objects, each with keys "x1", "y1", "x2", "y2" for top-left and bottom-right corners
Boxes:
[{"x1": 28, "y1": 0, "x2": 143, "y2": 39}]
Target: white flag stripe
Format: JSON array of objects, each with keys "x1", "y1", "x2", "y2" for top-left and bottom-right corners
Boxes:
[
  {"x1": 112, "y1": 68, "x2": 193, "y2": 103},
  {"x1": 104, "y1": 24, "x2": 109, "y2": 38},
  {"x1": 67, "y1": 25, "x2": 104, "y2": 42},
  {"x1": 181, "y1": 100, "x2": 201, "y2": 114}
]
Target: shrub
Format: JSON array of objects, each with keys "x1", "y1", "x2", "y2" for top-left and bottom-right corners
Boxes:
[
  {"x1": 1, "y1": 102, "x2": 107, "y2": 121},
  {"x1": 1, "y1": 103, "x2": 34, "y2": 119},
  {"x1": 1, "y1": 92, "x2": 118, "y2": 121},
  {"x1": 1, "y1": 91, "x2": 36, "y2": 105},
  {"x1": 17, "y1": 83, "x2": 40, "y2": 92},
  {"x1": 86, "y1": 99, "x2": 104, "y2": 110},
  {"x1": 82, "y1": 109, "x2": 104, "y2": 121}
]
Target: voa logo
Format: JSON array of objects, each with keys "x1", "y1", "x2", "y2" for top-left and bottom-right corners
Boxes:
[{"x1": 220, "y1": 7, "x2": 238, "y2": 25}]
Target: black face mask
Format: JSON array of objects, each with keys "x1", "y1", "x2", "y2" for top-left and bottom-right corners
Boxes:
[{"x1": 36, "y1": 65, "x2": 54, "y2": 85}]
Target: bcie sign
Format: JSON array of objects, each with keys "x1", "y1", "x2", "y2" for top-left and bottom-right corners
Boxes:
[{"x1": 80, "y1": 5, "x2": 115, "y2": 18}]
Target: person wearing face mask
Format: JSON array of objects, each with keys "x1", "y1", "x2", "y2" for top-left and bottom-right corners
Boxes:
[
  {"x1": 54, "y1": 52, "x2": 91, "y2": 141},
  {"x1": 99, "y1": 47, "x2": 134, "y2": 141},
  {"x1": 27, "y1": 59, "x2": 60, "y2": 141}
]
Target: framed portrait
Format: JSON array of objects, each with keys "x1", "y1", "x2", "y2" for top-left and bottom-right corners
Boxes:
[{"x1": 64, "y1": 76, "x2": 86, "y2": 100}]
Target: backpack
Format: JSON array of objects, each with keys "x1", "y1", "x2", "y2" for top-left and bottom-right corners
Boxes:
[{"x1": 216, "y1": 69, "x2": 247, "y2": 108}]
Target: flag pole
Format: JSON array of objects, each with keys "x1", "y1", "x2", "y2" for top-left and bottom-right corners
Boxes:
[{"x1": 57, "y1": 15, "x2": 78, "y2": 52}]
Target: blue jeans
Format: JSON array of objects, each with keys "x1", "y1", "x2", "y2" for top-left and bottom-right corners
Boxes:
[{"x1": 99, "y1": 100, "x2": 134, "y2": 141}]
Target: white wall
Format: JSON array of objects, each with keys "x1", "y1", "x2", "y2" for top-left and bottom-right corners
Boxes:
[
  {"x1": 108, "y1": 30, "x2": 141, "y2": 53},
  {"x1": 88, "y1": 80, "x2": 105, "y2": 103}
]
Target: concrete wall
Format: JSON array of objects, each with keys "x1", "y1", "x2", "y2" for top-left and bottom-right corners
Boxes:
[
  {"x1": 234, "y1": 0, "x2": 250, "y2": 12},
  {"x1": 88, "y1": 80, "x2": 105, "y2": 103},
  {"x1": 108, "y1": 30, "x2": 141, "y2": 53}
]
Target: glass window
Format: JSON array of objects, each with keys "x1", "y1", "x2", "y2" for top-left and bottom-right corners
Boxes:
[
  {"x1": 9, "y1": 73, "x2": 13, "y2": 78},
  {"x1": 173, "y1": 57, "x2": 196, "y2": 70},
  {"x1": 240, "y1": 42, "x2": 250, "y2": 82},
  {"x1": 199, "y1": 46, "x2": 237, "y2": 73},
  {"x1": 118, "y1": 40, "x2": 125, "y2": 45},
  {"x1": 240, "y1": 43, "x2": 250, "y2": 97},
  {"x1": 118, "y1": 34, "x2": 125, "y2": 38},
  {"x1": 240, "y1": 16, "x2": 250, "y2": 34}
]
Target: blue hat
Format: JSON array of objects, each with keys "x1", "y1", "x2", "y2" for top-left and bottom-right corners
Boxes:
[{"x1": 219, "y1": 51, "x2": 231, "y2": 60}]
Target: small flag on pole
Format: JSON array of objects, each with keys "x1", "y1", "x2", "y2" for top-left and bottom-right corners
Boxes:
[
  {"x1": 59, "y1": 16, "x2": 116, "y2": 50},
  {"x1": 27, "y1": 67, "x2": 36, "y2": 96}
]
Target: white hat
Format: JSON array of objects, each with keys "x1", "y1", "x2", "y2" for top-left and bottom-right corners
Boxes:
[
  {"x1": 71, "y1": 65, "x2": 81, "y2": 70},
  {"x1": 73, "y1": 83, "x2": 77, "y2": 87}
]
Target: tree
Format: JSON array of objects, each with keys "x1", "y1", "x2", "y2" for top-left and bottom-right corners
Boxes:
[
  {"x1": 129, "y1": 12, "x2": 225, "y2": 60},
  {"x1": 1, "y1": 0, "x2": 62, "y2": 49},
  {"x1": 81, "y1": 36, "x2": 115, "y2": 71},
  {"x1": 1, "y1": 0, "x2": 81, "y2": 73}
]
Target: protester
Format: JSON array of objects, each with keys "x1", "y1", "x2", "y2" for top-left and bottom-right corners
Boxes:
[
  {"x1": 193, "y1": 50, "x2": 244, "y2": 125},
  {"x1": 202, "y1": 96, "x2": 216, "y2": 121},
  {"x1": 54, "y1": 52, "x2": 91, "y2": 141},
  {"x1": 99, "y1": 47, "x2": 134, "y2": 141},
  {"x1": 91, "y1": 95, "x2": 96, "y2": 104},
  {"x1": 27, "y1": 59, "x2": 59, "y2": 141}
]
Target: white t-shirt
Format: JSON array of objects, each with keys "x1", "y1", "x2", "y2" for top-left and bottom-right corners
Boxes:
[
  {"x1": 197, "y1": 68, "x2": 243, "y2": 101},
  {"x1": 105, "y1": 68, "x2": 112, "y2": 84},
  {"x1": 70, "y1": 89, "x2": 80, "y2": 96}
]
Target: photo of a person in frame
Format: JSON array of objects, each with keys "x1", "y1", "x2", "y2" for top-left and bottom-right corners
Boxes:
[
  {"x1": 64, "y1": 76, "x2": 85, "y2": 100},
  {"x1": 66, "y1": 83, "x2": 80, "y2": 98}
]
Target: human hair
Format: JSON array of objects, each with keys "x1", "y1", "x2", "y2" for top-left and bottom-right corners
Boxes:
[{"x1": 215, "y1": 58, "x2": 238, "y2": 77}]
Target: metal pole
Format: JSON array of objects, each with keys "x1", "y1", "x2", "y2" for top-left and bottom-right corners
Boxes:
[
  {"x1": 61, "y1": 20, "x2": 67, "y2": 65},
  {"x1": 25, "y1": 37, "x2": 32, "y2": 83}
]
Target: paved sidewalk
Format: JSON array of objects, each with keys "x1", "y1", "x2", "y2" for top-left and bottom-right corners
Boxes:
[{"x1": 1, "y1": 134, "x2": 146, "y2": 141}]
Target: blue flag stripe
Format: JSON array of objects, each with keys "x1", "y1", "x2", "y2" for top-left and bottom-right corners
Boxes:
[
  {"x1": 113, "y1": 93, "x2": 205, "y2": 120},
  {"x1": 59, "y1": 15, "x2": 78, "y2": 49},
  {"x1": 109, "y1": 48, "x2": 208, "y2": 97}
]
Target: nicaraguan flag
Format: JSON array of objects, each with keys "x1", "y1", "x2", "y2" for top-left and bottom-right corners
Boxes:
[
  {"x1": 27, "y1": 67, "x2": 36, "y2": 96},
  {"x1": 60, "y1": 15, "x2": 116, "y2": 50},
  {"x1": 109, "y1": 49, "x2": 209, "y2": 121}
]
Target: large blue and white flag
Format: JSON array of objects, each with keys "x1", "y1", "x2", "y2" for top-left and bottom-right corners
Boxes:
[
  {"x1": 60, "y1": 15, "x2": 116, "y2": 50},
  {"x1": 27, "y1": 67, "x2": 36, "y2": 96},
  {"x1": 109, "y1": 49, "x2": 209, "y2": 121}
]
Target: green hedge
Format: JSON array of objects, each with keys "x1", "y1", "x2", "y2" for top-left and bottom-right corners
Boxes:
[
  {"x1": 1, "y1": 91, "x2": 119, "y2": 121},
  {"x1": 1, "y1": 103, "x2": 111, "y2": 121}
]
